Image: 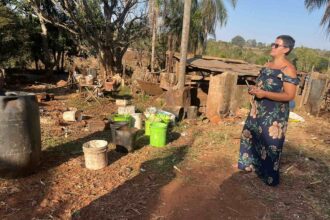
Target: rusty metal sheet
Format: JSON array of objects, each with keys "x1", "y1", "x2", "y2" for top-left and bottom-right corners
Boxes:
[{"x1": 172, "y1": 54, "x2": 261, "y2": 76}]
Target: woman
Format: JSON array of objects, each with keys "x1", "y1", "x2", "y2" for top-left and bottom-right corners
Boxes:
[{"x1": 238, "y1": 35, "x2": 299, "y2": 186}]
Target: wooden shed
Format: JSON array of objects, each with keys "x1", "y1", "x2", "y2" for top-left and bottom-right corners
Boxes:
[{"x1": 163, "y1": 54, "x2": 261, "y2": 121}]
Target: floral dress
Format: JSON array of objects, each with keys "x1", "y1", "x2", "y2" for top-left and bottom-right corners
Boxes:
[{"x1": 238, "y1": 67, "x2": 299, "y2": 186}]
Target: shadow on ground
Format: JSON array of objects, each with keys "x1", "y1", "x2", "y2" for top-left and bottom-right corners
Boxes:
[
  {"x1": 0, "y1": 129, "x2": 129, "y2": 219},
  {"x1": 73, "y1": 145, "x2": 188, "y2": 219}
]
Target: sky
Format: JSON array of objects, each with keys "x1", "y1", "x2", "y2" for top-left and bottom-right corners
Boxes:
[{"x1": 215, "y1": 0, "x2": 330, "y2": 50}]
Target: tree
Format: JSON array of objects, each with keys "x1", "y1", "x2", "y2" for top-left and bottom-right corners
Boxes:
[
  {"x1": 246, "y1": 39, "x2": 257, "y2": 47},
  {"x1": 305, "y1": 0, "x2": 330, "y2": 34},
  {"x1": 295, "y1": 47, "x2": 319, "y2": 72},
  {"x1": 194, "y1": 0, "x2": 237, "y2": 54},
  {"x1": 161, "y1": 0, "x2": 237, "y2": 58},
  {"x1": 29, "y1": 0, "x2": 54, "y2": 72},
  {"x1": 149, "y1": 0, "x2": 159, "y2": 72},
  {"x1": 257, "y1": 42, "x2": 265, "y2": 48},
  {"x1": 17, "y1": 0, "x2": 148, "y2": 76},
  {"x1": 177, "y1": 0, "x2": 192, "y2": 89},
  {"x1": 231, "y1": 35, "x2": 245, "y2": 47},
  {"x1": 0, "y1": 4, "x2": 36, "y2": 68},
  {"x1": 4, "y1": 1, "x2": 78, "y2": 72}
]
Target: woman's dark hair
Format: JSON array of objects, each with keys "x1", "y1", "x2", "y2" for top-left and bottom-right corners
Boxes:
[{"x1": 277, "y1": 35, "x2": 295, "y2": 55}]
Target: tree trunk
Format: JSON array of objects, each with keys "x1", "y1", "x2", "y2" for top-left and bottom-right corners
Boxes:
[
  {"x1": 61, "y1": 51, "x2": 65, "y2": 71},
  {"x1": 99, "y1": 51, "x2": 112, "y2": 79},
  {"x1": 35, "y1": 10, "x2": 53, "y2": 73},
  {"x1": 166, "y1": 34, "x2": 172, "y2": 72},
  {"x1": 99, "y1": 48, "x2": 124, "y2": 79},
  {"x1": 177, "y1": 0, "x2": 192, "y2": 89},
  {"x1": 150, "y1": 0, "x2": 158, "y2": 73},
  {"x1": 35, "y1": 58, "x2": 39, "y2": 70},
  {"x1": 202, "y1": 28, "x2": 208, "y2": 55}
]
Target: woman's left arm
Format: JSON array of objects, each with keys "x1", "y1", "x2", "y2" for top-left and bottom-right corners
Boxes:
[{"x1": 250, "y1": 67, "x2": 298, "y2": 102}]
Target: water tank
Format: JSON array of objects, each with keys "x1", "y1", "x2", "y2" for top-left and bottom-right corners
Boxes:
[{"x1": 0, "y1": 92, "x2": 41, "y2": 177}]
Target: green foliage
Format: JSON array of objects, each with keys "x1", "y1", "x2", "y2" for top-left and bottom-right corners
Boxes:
[
  {"x1": 0, "y1": 5, "x2": 33, "y2": 67},
  {"x1": 305, "y1": 0, "x2": 330, "y2": 34},
  {"x1": 159, "y1": 0, "x2": 237, "y2": 55},
  {"x1": 4, "y1": 1, "x2": 148, "y2": 74},
  {"x1": 0, "y1": 3, "x2": 78, "y2": 69},
  {"x1": 246, "y1": 39, "x2": 257, "y2": 47},
  {"x1": 231, "y1": 35, "x2": 245, "y2": 47}
]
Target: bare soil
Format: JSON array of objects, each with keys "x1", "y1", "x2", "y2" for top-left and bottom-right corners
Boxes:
[{"x1": 0, "y1": 87, "x2": 329, "y2": 220}]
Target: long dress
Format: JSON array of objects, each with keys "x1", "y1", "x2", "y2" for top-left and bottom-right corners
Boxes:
[{"x1": 238, "y1": 67, "x2": 299, "y2": 186}]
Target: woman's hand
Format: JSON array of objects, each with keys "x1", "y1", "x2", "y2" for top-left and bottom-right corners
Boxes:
[{"x1": 249, "y1": 86, "x2": 266, "y2": 99}]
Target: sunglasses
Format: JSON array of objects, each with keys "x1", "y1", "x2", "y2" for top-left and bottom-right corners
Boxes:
[{"x1": 271, "y1": 43, "x2": 288, "y2": 49}]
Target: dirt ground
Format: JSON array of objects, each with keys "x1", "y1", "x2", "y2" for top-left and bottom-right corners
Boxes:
[{"x1": 0, "y1": 86, "x2": 329, "y2": 220}]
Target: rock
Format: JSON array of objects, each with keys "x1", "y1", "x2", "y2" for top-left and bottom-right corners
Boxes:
[
  {"x1": 116, "y1": 99, "x2": 130, "y2": 106},
  {"x1": 57, "y1": 80, "x2": 67, "y2": 87},
  {"x1": 31, "y1": 200, "x2": 37, "y2": 207},
  {"x1": 118, "y1": 105, "x2": 135, "y2": 115},
  {"x1": 39, "y1": 199, "x2": 49, "y2": 208}
]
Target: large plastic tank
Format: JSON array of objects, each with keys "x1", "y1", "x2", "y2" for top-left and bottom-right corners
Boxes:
[{"x1": 0, "y1": 92, "x2": 41, "y2": 177}]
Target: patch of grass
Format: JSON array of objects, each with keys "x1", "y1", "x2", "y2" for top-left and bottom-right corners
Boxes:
[
  {"x1": 137, "y1": 93, "x2": 150, "y2": 102},
  {"x1": 133, "y1": 94, "x2": 152, "y2": 113},
  {"x1": 146, "y1": 146, "x2": 188, "y2": 173},
  {"x1": 118, "y1": 86, "x2": 131, "y2": 97},
  {"x1": 42, "y1": 136, "x2": 68, "y2": 149},
  {"x1": 42, "y1": 136, "x2": 83, "y2": 156},
  {"x1": 192, "y1": 130, "x2": 228, "y2": 148},
  {"x1": 65, "y1": 95, "x2": 113, "y2": 111},
  {"x1": 171, "y1": 122, "x2": 187, "y2": 133}
]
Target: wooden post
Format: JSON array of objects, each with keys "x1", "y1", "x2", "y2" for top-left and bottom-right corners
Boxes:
[
  {"x1": 177, "y1": 0, "x2": 191, "y2": 89},
  {"x1": 300, "y1": 72, "x2": 329, "y2": 115}
]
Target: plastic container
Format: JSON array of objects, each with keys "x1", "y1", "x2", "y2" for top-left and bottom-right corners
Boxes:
[
  {"x1": 83, "y1": 140, "x2": 108, "y2": 170},
  {"x1": 150, "y1": 122, "x2": 167, "y2": 147},
  {"x1": 0, "y1": 91, "x2": 41, "y2": 177},
  {"x1": 115, "y1": 127, "x2": 138, "y2": 152},
  {"x1": 145, "y1": 120, "x2": 151, "y2": 136},
  {"x1": 157, "y1": 113, "x2": 171, "y2": 124},
  {"x1": 131, "y1": 113, "x2": 142, "y2": 129},
  {"x1": 110, "y1": 121, "x2": 129, "y2": 142},
  {"x1": 112, "y1": 114, "x2": 132, "y2": 126},
  {"x1": 187, "y1": 106, "x2": 198, "y2": 119},
  {"x1": 144, "y1": 115, "x2": 161, "y2": 136}
]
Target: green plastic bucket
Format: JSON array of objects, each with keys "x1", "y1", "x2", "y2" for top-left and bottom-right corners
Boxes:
[
  {"x1": 157, "y1": 113, "x2": 171, "y2": 124},
  {"x1": 145, "y1": 120, "x2": 151, "y2": 136},
  {"x1": 150, "y1": 122, "x2": 167, "y2": 147},
  {"x1": 145, "y1": 115, "x2": 162, "y2": 136},
  {"x1": 112, "y1": 114, "x2": 132, "y2": 127}
]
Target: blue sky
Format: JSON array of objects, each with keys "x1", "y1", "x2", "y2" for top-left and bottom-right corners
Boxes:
[{"x1": 215, "y1": 0, "x2": 330, "y2": 50}]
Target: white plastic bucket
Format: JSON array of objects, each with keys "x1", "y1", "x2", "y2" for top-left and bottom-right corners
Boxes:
[
  {"x1": 131, "y1": 113, "x2": 142, "y2": 129},
  {"x1": 83, "y1": 140, "x2": 108, "y2": 170}
]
